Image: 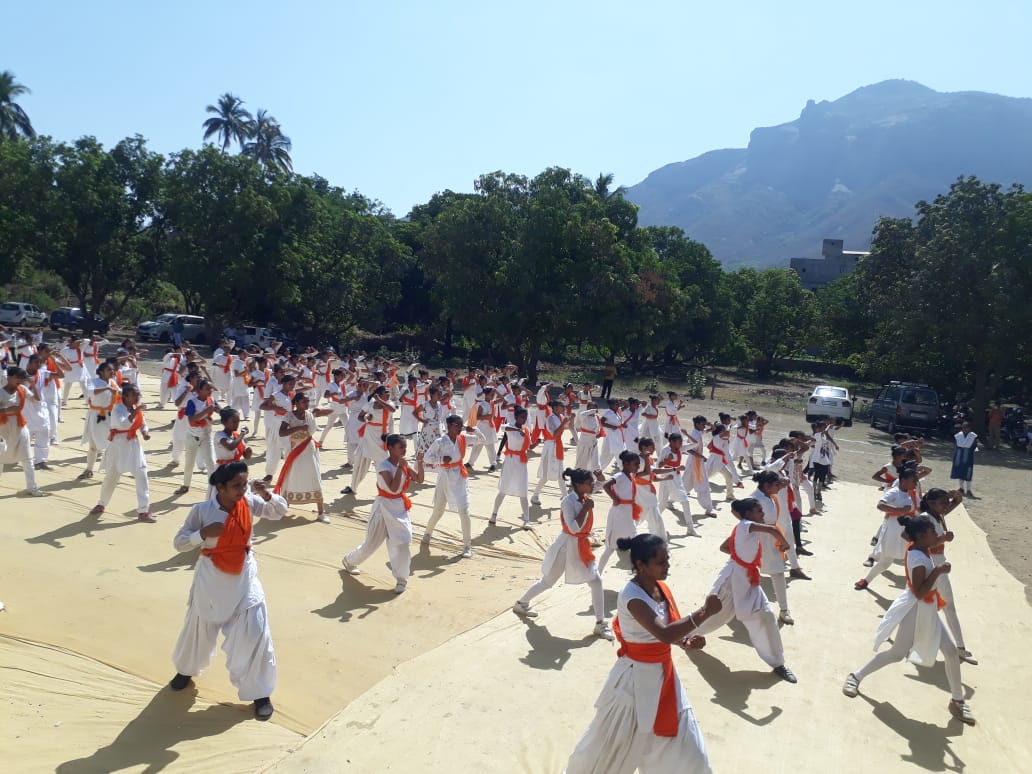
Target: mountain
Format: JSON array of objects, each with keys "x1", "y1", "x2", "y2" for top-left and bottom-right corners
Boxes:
[{"x1": 625, "y1": 80, "x2": 1032, "y2": 267}]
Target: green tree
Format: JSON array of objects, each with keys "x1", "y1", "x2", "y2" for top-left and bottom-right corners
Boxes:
[
  {"x1": 241, "y1": 109, "x2": 292, "y2": 174},
  {"x1": 858, "y1": 177, "x2": 1032, "y2": 429},
  {"x1": 741, "y1": 268, "x2": 815, "y2": 378},
  {"x1": 420, "y1": 169, "x2": 634, "y2": 381},
  {"x1": 0, "y1": 137, "x2": 52, "y2": 278},
  {"x1": 35, "y1": 136, "x2": 164, "y2": 330},
  {"x1": 202, "y1": 92, "x2": 253, "y2": 153},
  {"x1": 0, "y1": 71, "x2": 35, "y2": 142}
]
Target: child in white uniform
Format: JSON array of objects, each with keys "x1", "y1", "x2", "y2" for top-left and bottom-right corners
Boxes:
[
  {"x1": 842, "y1": 515, "x2": 975, "y2": 725},
  {"x1": 512, "y1": 468, "x2": 613, "y2": 641}
]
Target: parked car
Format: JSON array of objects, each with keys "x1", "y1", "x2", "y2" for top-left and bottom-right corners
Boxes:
[
  {"x1": 136, "y1": 314, "x2": 208, "y2": 345},
  {"x1": 869, "y1": 381, "x2": 941, "y2": 434},
  {"x1": 49, "y1": 306, "x2": 111, "y2": 334},
  {"x1": 805, "y1": 385, "x2": 853, "y2": 425},
  {"x1": 0, "y1": 302, "x2": 47, "y2": 327},
  {"x1": 268, "y1": 327, "x2": 299, "y2": 352},
  {"x1": 225, "y1": 325, "x2": 277, "y2": 349}
]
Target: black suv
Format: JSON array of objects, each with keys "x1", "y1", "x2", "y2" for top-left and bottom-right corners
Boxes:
[
  {"x1": 50, "y1": 306, "x2": 111, "y2": 334},
  {"x1": 869, "y1": 381, "x2": 940, "y2": 434}
]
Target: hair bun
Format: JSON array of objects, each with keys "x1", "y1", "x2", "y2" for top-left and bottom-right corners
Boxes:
[{"x1": 616, "y1": 537, "x2": 634, "y2": 552}]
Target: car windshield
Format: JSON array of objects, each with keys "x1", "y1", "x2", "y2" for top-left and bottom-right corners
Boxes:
[
  {"x1": 901, "y1": 389, "x2": 937, "y2": 406},
  {"x1": 814, "y1": 387, "x2": 847, "y2": 398},
  {"x1": 156, "y1": 314, "x2": 176, "y2": 323}
]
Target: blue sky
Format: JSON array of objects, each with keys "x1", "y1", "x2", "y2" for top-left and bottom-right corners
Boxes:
[{"x1": 7, "y1": 1, "x2": 1031, "y2": 215}]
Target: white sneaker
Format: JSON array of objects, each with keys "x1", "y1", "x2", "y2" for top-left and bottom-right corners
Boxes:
[
  {"x1": 460, "y1": 546, "x2": 473, "y2": 559},
  {"x1": 531, "y1": 496, "x2": 541, "y2": 506},
  {"x1": 512, "y1": 600, "x2": 537, "y2": 618},
  {"x1": 779, "y1": 610, "x2": 795, "y2": 625},
  {"x1": 420, "y1": 533, "x2": 432, "y2": 545},
  {"x1": 958, "y1": 648, "x2": 979, "y2": 665},
  {"x1": 393, "y1": 581, "x2": 407, "y2": 594},
  {"x1": 593, "y1": 621, "x2": 615, "y2": 641},
  {"x1": 341, "y1": 558, "x2": 361, "y2": 575},
  {"x1": 26, "y1": 488, "x2": 44, "y2": 497},
  {"x1": 316, "y1": 513, "x2": 330, "y2": 524}
]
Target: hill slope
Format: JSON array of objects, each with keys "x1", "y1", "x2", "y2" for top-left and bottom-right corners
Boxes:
[{"x1": 626, "y1": 80, "x2": 1032, "y2": 267}]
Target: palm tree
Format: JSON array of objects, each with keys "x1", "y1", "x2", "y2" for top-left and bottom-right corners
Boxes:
[
  {"x1": 241, "y1": 109, "x2": 293, "y2": 174},
  {"x1": 202, "y1": 93, "x2": 253, "y2": 153},
  {"x1": 0, "y1": 70, "x2": 35, "y2": 142},
  {"x1": 593, "y1": 172, "x2": 626, "y2": 202}
]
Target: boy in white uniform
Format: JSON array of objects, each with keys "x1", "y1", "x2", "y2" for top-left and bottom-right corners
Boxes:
[
  {"x1": 0, "y1": 367, "x2": 43, "y2": 495},
  {"x1": 422, "y1": 416, "x2": 476, "y2": 558}
]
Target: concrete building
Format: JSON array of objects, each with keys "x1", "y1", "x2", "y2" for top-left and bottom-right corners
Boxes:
[{"x1": 790, "y1": 239, "x2": 870, "y2": 290}]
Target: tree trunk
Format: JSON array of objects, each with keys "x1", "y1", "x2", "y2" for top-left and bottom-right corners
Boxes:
[{"x1": 755, "y1": 355, "x2": 773, "y2": 380}]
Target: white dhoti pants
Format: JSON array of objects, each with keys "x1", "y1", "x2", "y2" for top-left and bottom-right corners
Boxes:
[{"x1": 172, "y1": 601, "x2": 276, "y2": 701}]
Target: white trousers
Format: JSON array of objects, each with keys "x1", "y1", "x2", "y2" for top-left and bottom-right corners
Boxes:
[
  {"x1": 694, "y1": 601, "x2": 785, "y2": 668},
  {"x1": 519, "y1": 563, "x2": 605, "y2": 622},
  {"x1": 852, "y1": 607, "x2": 963, "y2": 701},
  {"x1": 172, "y1": 601, "x2": 276, "y2": 701},
  {"x1": 1, "y1": 429, "x2": 37, "y2": 490},
  {"x1": 183, "y1": 434, "x2": 214, "y2": 489},
  {"x1": 425, "y1": 480, "x2": 472, "y2": 548},
  {"x1": 98, "y1": 466, "x2": 150, "y2": 512},
  {"x1": 345, "y1": 509, "x2": 412, "y2": 582}
]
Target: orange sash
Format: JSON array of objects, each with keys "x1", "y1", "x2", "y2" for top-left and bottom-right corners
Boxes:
[
  {"x1": 163, "y1": 355, "x2": 180, "y2": 387},
  {"x1": 729, "y1": 524, "x2": 762, "y2": 585},
  {"x1": 440, "y1": 434, "x2": 470, "y2": 478},
  {"x1": 376, "y1": 464, "x2": 413, "y2": 510},
  {"x1": 736, "y1": 428, "x2": 749, "y2": 448},
  {"x1": 46, "y1": 357, "x2": 62, "y2": 389},
  {"x1": 221, "y1": 353, "x2": 233, "y2": 374},
  {"x1": 904, "y1": 544, "x2": 947, "y2": 609},
  {"x1": 108, "y1": 408, "x2": 144, "y2": 442},
  {"x1": 0, "y1": 386, "x2": 27, "y2": 428},
  {"x1": 612, "y1": 580, "x2": 682, "y2": 737},
  {"x1": 616, "y1": 474, "x2": 643, "y2": 521},
  {"x1": 561, "y1": 497, "x2": 595, "y2": 567},
  {"x1": 503, "y1": 427, "x2": 531, "y2": 463},
  {"x1": 708, "y1": 439, "x2": 728, "y2": 465},
  {"x1": 542, "y1": 424, "x2": 565, "y2": 461},
  {"x1": 201, "y1": 498, "x2": 252, "y2": 575}
]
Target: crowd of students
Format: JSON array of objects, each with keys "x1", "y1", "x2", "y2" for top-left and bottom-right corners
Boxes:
[{"x1": 0, "y1": 330, "x2": 979, "y2": 762}]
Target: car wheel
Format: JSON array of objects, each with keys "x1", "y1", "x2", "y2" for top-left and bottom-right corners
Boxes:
[
  {"x1": 50, "y1": 324, "x2": 59, "y2": 331},
  {"x1": 158, "y1": 332, "x2": 170, "y2": 343},
  {"x1": 845, "y1": 416, "x2": 853, "y2": 428},
  {"x1": 194, "y1": 333, "x2": 207, "y2": 345}
]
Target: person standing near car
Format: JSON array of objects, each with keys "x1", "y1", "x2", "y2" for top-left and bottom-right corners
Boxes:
[
  {"x1": 171, "y1": 316, "x2": 185, "y2": 348},
  {"x1": 950, "y1": 421, "x2": 979, "y2": 497}
]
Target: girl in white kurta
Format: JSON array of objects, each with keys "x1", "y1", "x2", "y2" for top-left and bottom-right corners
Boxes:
[
  {"x1": 531, "y1": 401, "x2": 567, "y2": 505},
  {"x1": 92, "y1": 384, "x2": 153, "y2": 521},
  {"x1": 423, "y1": 417, "x2": 476, "y2": 557},
  {"x1": 215, "y1": 407, "x2": 253, "y2": 465},
  {"x1": 178, "y1": 379, "x2": 218, "y2": 494},
  {"x1": 749, "y1": 470, "x2": 797, "y2": 625},
  {"x1": 341, "y1": 386, "x2": 394, "y2": 495},
  {"x1": 491, "y1": 408, "x2": 534, "y2": 527},
  {"x1": 159, "y1": 348, "x2": 183, "y2": 407},
  {"x1": 693, "y1": 498, "x2": 797, "y2": 682},
  {"x1": 635, "y1": 438, "x2": 677, "y2": 542},
  {"x1": 639, "y1": 394, "x2": 663, "y2": 446},
  {"x1": 842, "y1": 515, "x2": 975, "y2": 725},
  {"x1": 855, "y1": 468, "x2": 920, "y2": 590},
  {"x1": 705, "y1": 423, "x2": 742, "y2": 498},
  {"x1": 656, "y1": 434, "x2": 700, "y2": 537},
  {"x1": 60, "y1": 339, "x2": 88, "y2": 404},
  {"x1": 169, "y1": 372, "x2": 198, "y2": 468},
  {"x1": 922, "y1": 488, "x2": 977, "y2": 665},
  {"x1": 599, "y1": 399, "x2": 629, "y2": 471},
  {"x1": 318, "y1": 369, "x2": 349, "y2": 447},
  {"x1": 275, "y1": 392, "x2": 331, "y2": 522},
  {"x1": 662, "y1": 392, "x2": 683, "y2": 436},
  {"x1": 574, "y1": 406, "x2": 602, "y2": 472},
  {"x1": 512, "y1": 469, "x2": 613, "y2": 640},
  {"x1": 566, "y1": 533, "x2": 716, "y2": 774},
  {"x1": 0, "y1": 367, "x2": 41, "y2": 495},
  {"x1": 170, "y1": 464, "x2": 286, "y2": 721},
  {"x1": 79, "y1": 362, "x2": 119, "y2": 479},
  {"x1": 597, "y1": 452, "x2": 643, "y2": 575},
  {"x1": 683, "y1": 417, "x2": 717, "y2": 517},
  {"x1": 466, "y1": 387, "x2": 500, "y2": 471},
  {"x1": 343, "y1": 434, "x2": 425, "y2": 592},
  {"x1": 398, "y1": 375, "x2": 421, "y2": 438},
  {"x1": 230, "y1": 354, "x2": 251, "y2": 420}
]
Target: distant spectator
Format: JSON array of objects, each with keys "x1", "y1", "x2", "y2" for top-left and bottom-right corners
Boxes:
[
  {"x1": 950, "y1": 421, "x2": 979, "y2": 497},
  {"x1": 600, "y1": 358, "x2": 617, "y2": 400},
  {"x1": 986, "y1": 402, "x2": 1004, "y2": 449},
  {"x1": 171, "y1": 316, "x2": 185, "y2": 348}
]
